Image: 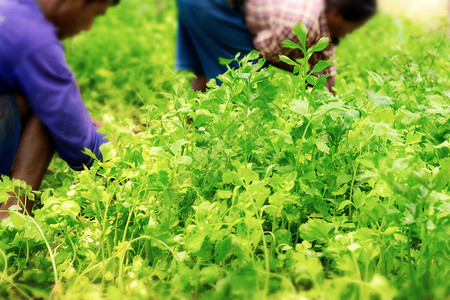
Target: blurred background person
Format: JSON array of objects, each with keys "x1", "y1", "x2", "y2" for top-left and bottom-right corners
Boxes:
[{"x1": 175, "y1": 0, "x2": 377, "y2": 93}]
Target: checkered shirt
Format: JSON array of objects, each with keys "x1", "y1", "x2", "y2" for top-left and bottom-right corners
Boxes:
[{"x1": 245, "y1": 0, "x2": 336, "y2": 78}]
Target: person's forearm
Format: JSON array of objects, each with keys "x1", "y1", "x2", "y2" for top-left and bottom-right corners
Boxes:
[
  {"x1": 0, "y1": 113, "x2": 54, "y2": 219},
  {"x1": 11, "y1": 114, "x2": 54, "y2": 191}
]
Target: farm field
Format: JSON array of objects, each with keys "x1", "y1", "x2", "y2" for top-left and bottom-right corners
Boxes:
[{"x1": 0, "y1": 0, "x2": 449, "y2": 299}]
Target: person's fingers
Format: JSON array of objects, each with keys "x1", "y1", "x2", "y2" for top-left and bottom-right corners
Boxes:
[
  {"x1": 191, "y1": 74, "x2": 207, "y2": 92},
  {"x1": 92, "y1": 117, "x2": 104, "y2": 128},
  {"x1": 0, "y1": 193, "x2": 32, "y2": 219}
]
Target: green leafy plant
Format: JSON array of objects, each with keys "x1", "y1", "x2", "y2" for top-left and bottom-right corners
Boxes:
[
  {"x1": 280, "y1": 22, "x2": 334, "y2": 97},
  {"x1": 0, "y1": 2, "x2": 449, "y2": 299}
]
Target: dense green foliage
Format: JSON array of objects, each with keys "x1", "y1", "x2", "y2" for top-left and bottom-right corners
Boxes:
[{"x1": 1, "y1": 0, "x2": 449, "y2": 299}]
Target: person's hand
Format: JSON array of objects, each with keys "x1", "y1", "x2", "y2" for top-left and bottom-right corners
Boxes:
[
  {"x1": 92, "y1": 117, "x2": 104, "y2": 128},
  {"x1": 0, "y1": 201, "x2": 13, "y2": 219},
  {"x1": 90, "y1": 116, "x2": 119, "y2": 143},
  {"x1": 0, "y1": 193, "x2": 33, "y2": 220},
  {"x1": 0, "y1": 196, "x2": 19, "y2": 220},
  {"x1": 326, "y1": 76, "x2": 336, "y2": 96}
]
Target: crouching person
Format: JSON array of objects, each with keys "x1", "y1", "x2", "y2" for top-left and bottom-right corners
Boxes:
[
  {"x1": 0, "y1": 0, "x2": 119, "y2": 218},
  {"x1": 175, "y1": 0, "x2": 377, "y2": 93}
]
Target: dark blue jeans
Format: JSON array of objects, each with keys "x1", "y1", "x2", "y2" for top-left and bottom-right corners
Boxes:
[
  {"x1": 0, "y1": 95, "x2": 21, "y2": 176},
  {"x1": 175, "y1": 0, "x2": 255, "y2": 81}
]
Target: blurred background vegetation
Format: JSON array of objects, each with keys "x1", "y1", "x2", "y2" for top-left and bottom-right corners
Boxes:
[
  {"x1": 64, "y1": 0, "x2": 449, "y2": 123},
  {"x1": 379, "y1": 0, "x2": 449, "y2": 24}
]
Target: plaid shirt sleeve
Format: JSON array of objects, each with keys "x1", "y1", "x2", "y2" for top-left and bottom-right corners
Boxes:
[{"x1": 246, "y1": 0, "x2": 336, "y2": 79}]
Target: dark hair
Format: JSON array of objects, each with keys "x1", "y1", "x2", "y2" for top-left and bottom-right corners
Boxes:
[
  {"x1": 86, "y1": 0, "x2": 120, "y2": 6},
  {"x1": 326, "y1": 0, "x2": 377, "y2": 21}
]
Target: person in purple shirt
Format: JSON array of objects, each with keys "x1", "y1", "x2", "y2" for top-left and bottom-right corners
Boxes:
[{"x1": 0, "y1": 0, "x2": 119, "y2": 218}]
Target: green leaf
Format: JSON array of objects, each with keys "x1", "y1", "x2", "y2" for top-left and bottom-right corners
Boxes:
[
  {"x1": 6, "y1": 213, "x2": 43, "y2": 241},
  {"x1": 186, "y1": 231, "x2": 206, "y2": 253},
  {"x1": 168, "y1": 119, "x2": 184, "y2": 130},
  {"x1": 367, "y1": 71, "x2": 384, "y2": 86},
  {"x1": 248, "y1": 182, "x2": 271, "y2": 208},
  {"x1": 239, "y1": 168, "x2": 259, "y2": 184},
  {"x1": 405, "y1": 131, "x2": 423, "y2": 145},
  {"x1": 281, "y1": 40, "x2": 303, "y2": 50},
  {"x1": 347, "y1": 243, "x2": 361, "y2": 252},
  {"x1": 337, "y1": 174, "x2": 353, "y2": 186},
  {"x1": 310, "y1": 58, "x2": 333, "y2": 74},
  {"x1": 270, "y1": 129, "x2": 293, "y2": 144},
  {"x1": 274, "y1": 229, "x2": 292, "y2": 245},
  {"x1": 426, "y1": 220, "x2": 436, "y2": 231},
  {"x1": 369, "y1": 93, "x2": 393, "y2": 108},
  {"x1": 332, "y1": 185, "x2": 349, "y2": 196},
  {"x1": 169, "y1": 139, "x2": 189, "y2": 156},
  {"x1": 100, "y1": 142, "x2": 117, "y2": 162},
  {"x1": 293, "y1": 22, "x2": 307, "y2": 49},
  {"x1": 314, "y1": 139, "x2": 330, "y2": 154},
  {"x1": 290, "y1": 99, "x2": 309, "y2": 115},
  {"x1": 300, "y1": 219, "x2": 334, "y2": 244},
  {"x1": 247, "y1": 50, "x2": 261, "y2": 61},
  {"x1": 306, "y1": 75, "x2": 317, "y2": 85},
  {"x1": 310, "y1": 37, "x2": 330, "y2": 53},
  {"x1": 200, "y1": 266, "x2": 220, "y2": 285},
  {"x1": 219, "y1": 57, "x2": 234, "y2": 66},
  {"x1": 217, "y1": 190, "x2": 232, "y2": 199},
  {"x1": 174, "y1": 156, "x2": 192, "y2": 165},
  {"x1": 222, "y1": 172, "x2": 242, "y2": 185},
  {"x1": 215, "y1": 236, "x2": 244, "y2": 262},
  {"x1": 337, "y1": 200, "x2": 354, "y2": 211},
  {"x1": 434, "y1": 141, "x2": 450, "y2": 149},
  {"x1": 312, "y1": 75, "x2": 329, "y2": 93},
  {"x1": 279, "y1": 55, "x2": 298, "y2": 66}
]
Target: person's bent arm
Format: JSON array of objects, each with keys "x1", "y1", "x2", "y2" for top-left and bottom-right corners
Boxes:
[{"x1": 14, "y1": 43, "x2": 107, "y2": 170}]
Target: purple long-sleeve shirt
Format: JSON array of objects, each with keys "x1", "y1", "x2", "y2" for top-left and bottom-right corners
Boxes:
[{"x1": 0, "y1": 0, "x2": 107, "y2": 170}]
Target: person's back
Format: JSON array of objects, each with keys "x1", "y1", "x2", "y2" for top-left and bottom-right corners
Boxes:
[
  {"x1": 0, "y1": 0, "x2": 119, "y2": 218},
  {"x1": 0, "y1": 0, "x2": 59, "y2": 95},
  {"x1": 0, "y1": 0, "x2": 60, "y2": 177}
]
